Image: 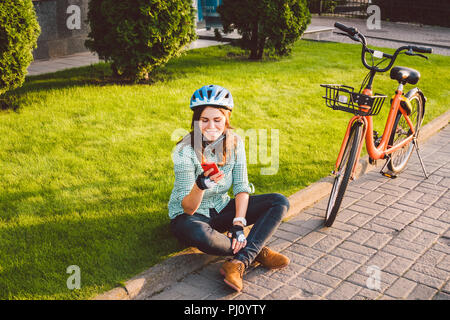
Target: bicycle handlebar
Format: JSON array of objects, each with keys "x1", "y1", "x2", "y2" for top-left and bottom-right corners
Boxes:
[
  {"x1": 410, "y1": 46, "x2": 432, "y2": 54},
  {"x1": 334, "y1": 22, "x2": 432, "y2": 73},
  {"x1": 334, "y1": 22, "x2": 358, "y2": 36}
]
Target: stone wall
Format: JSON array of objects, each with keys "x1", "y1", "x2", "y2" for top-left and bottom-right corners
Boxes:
[{"x1": 32, "y1": 0, "x2": 90, "y2": 60}]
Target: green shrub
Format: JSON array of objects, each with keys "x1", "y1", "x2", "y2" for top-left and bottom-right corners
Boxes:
[
  {"x1": 0, "y1": 0, "x2": 40, "y2": 96},
  {"x1": 85, "y1": 0, "x2": 197, "y2": 82},
  {"x1": 218, "y1": 0, "x2": 311, "y2": 60}
]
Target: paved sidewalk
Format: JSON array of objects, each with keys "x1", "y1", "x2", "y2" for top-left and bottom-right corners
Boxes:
[
  {"x1": 311, "y1": 16, "x2": 450, "y2": 56},
  {"x1": 26, "y1": 38, "x2": 225, "y2": 76},
  {"x1": 148, "y1": 125, "x2": 450, "y2": 300}
]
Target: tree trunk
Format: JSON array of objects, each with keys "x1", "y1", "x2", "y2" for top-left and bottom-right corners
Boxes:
[
  {"x1": 249, "y1": 21, "x2": 259, "y2": 60},
  {"x1": 257, "y1": 37, "x2": 266, "y2": 60}
]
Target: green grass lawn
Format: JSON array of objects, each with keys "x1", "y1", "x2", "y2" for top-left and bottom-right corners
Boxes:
[{"x1": 1, "y1": 39, "x2": 449, "y2": 299}]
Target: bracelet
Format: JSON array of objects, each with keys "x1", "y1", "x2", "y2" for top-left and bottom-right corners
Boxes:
[{"x1": 233, "y1": 217, "x2": 247, "y2": 227}]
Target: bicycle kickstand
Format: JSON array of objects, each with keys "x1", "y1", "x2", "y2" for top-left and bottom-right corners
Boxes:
[{"x1": 413, "y1": 137, "x2": 429, "y2": 179}]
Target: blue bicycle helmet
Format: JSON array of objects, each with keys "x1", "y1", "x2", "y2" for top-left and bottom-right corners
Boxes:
[{"x1": 190, "y1": 85, "x2": 234, "y2": 111}]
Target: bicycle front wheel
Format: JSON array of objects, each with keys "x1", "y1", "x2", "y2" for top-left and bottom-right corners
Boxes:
[
  {"x1": 325, "y1": 121, "x2": 363, "y2": 227},
  {"x1": 387, "y1": 91, "x2": 424, "y2": 173}
]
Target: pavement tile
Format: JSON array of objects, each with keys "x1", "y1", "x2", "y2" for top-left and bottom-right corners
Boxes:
[
  {"x1": 410, "y1": 262, "x2": 449, "y2": 280},
  {"x1": 240, "y1": 271, "x2": 283, "y2": 291},
  {"x1": 296, "y1": 231, "x2": 327, "y2": 247},
  {"x1": 278, "y1": 222, "x2": 313, "y2": 237},
  {"x1": 347, "y1": 213, "x2": 375, "y2": 227},
  {"x1": 364, "y1": 233, "x2": 393, "y2": 250},
  {"x1": 325, "y1": 281, "x2": 362, "y2": 300},
  {"x1": 338, "y1": 241, "x2": 377, "y2": 257},
  {"x1": 382, "y1": 244, "x2": 423, "y2": 261},
  {"x1": 377, "y1": 207, "x2": 403, "y2": 220},
  {"x1": 309, "y1": 254, "x2": 343, "y2": 274},
  {"x1": 403, "y1": 269, "x2": 446, "y2": 289},
  {"x1": 288, "y1": 275, "x2": 334, "y2": 297},
  {"x1": 273, "y1": 229, "x2": 302, "y2": 242},
  {"x1": 436, "y1": 255, "x2": 450, "y2": 272},
  {"x1": 396, "y1": 225, "x2": 422, "y2": 241},
  {"x1": 327, "y1": 260, "x2": 361, "y2": 280},
  {"x1": 422, "y1": 206, "x2": 446, "y2": 219},
  {"x1": 384, "y1": 278, "x2": 417, "y2": 299},
  {"x1": 240, "y1": 282, "x2": 272, "y2": 299},
  {"x1": 432, "y1": 292, "x2": 450, "y2": 300},
  {"x1": 330, "y1": 246, "x2": 371, "y2": 264},
  {"x1": 407, "y1": 284, "x2": 438, "y2": 300},
  {"x1": 392, "y1": 211, "x2": 418, "y2": 226},
  {"x1": 346, "y1": 228, "x2": 376, "y2": 244},
  {"x1": 312, "y1": 234, "x2": 343, "y2": 253},
  {"x1": 384, "y1": 256, "x2": 415, "y2": 276},
  {"x1": 264, "y1": 284, "x2": 305, "y2": 300},
  {"x1": 335, "y1": 208, "x2": 360, "y2": 223}
]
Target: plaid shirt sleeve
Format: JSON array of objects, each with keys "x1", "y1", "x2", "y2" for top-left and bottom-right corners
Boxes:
[
  {"x1": 232, "y1": 136, "x2": 254, "y2": 196},
  {"x1": 171, "y1": 143, "x2": 196, "y2": 203}
]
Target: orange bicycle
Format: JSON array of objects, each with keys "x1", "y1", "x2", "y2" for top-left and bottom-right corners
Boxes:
[{"x1": 322, "y1": 22, "x2": 432, "y2": 227}]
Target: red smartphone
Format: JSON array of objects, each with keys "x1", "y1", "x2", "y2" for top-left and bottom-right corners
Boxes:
[{"x1": 201, "y1": 162, "x2": 219, "y2": 176}]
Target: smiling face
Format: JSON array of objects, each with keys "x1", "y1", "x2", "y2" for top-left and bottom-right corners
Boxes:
[{"x1": 199, "y1": 106, "x2": 227, "y2": 142}]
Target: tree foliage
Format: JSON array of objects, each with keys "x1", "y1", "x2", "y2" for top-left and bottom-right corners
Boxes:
[
  {"x1": 85, "y1": 0, "x2": 197, "y2": 81},
  {"x1": 218, "y1": 0, "x2": 311, "y2": 60},
  {"x1": 0, "y1": 0, "x2": 40, "y2": 96}
]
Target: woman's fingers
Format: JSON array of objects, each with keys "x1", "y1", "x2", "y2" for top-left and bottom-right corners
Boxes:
[
  {"x1": 210, "y1": 171, "x2": 224, "y2": 182},
  {"x1": 232, "y1": 239, "x2": 247, "y2": 254},
  {"x1": 204, "y1": 168, "x2": 213, "y2": 177}
]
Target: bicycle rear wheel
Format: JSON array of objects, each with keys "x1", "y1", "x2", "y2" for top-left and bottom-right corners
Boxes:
[
  {"x1": 325, "y1": 121, "x2": 363, "y2": 227},
  {"x1": 387, "y1": 91, "x2": 424, "y2": 173}
]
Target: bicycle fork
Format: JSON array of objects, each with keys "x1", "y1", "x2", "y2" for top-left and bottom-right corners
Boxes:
[{"x1": 333, "y1": 117, "x2": 365, "y2": 180}]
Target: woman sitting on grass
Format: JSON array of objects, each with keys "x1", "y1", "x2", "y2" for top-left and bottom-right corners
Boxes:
[{"x1": 168, "y1": 84, "x2": 290, "y2": 292}]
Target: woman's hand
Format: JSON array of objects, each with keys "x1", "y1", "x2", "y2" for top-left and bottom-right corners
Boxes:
[
  {"x1": 227, "y1": 223, "x2": 247, "y2": 254},
  {"x1": 204, "y1": 168, "x2": 225, "y2": 183}
]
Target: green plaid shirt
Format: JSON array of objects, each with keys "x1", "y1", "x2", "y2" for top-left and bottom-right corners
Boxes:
[{"x1": 168, "y1": 135, "x2": 254, "y2": 220}]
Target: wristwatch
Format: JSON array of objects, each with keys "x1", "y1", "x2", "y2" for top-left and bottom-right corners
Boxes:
[{"x1": 233, "y1": 217, "x2": 247, "y2": 227}]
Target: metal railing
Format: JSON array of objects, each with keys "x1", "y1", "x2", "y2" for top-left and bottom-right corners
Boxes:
[{"x1": 308, "y1": 0, "x2": 371, "y2": 18}]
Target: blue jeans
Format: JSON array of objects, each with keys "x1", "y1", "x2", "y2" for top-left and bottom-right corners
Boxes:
[{"x1": 170, "y1": 193, "x2": 290, "y2": 268}]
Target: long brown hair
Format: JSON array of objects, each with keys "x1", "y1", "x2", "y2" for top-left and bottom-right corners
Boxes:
[{"x1": 177, "y1": 106, "x2": 237, "y2": 166}]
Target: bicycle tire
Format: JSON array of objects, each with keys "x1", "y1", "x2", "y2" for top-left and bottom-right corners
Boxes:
[
  {"x1": 387, "y1": 91, "x2": 424, "y2": 173},
  {"x1": 325, "y1": 121, "x2": 363, "y2": 227}
]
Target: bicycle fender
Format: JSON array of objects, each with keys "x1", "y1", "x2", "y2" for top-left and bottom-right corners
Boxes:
[{"x1": 405, "y1": 87, "x2": 426, "y2": 116}]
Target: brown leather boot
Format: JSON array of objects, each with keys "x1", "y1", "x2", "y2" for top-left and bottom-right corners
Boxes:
[
  {"x1": 220, "y1": 259, "x2": 245, "y2": 292},
  {"x1": 255, "y1": 247, "x2": 290, "y2": 269}
]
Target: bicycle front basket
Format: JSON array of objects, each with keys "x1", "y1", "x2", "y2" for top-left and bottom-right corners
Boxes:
[{"x1": 320, "y1": 84, "x2": 386, "y2": 116}]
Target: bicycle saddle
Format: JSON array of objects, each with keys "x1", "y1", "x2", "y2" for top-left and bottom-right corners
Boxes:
[{"x1": 390, "y1": 66, "x2": 420, "y2": 85}]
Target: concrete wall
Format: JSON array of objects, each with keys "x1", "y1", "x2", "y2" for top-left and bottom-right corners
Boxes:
[
  {"x1": 32, "y1": 0, "x2": 90, "y2": 60},
  {"x1": 31, "y1": 0, "x2": 209, "y2": 60}
]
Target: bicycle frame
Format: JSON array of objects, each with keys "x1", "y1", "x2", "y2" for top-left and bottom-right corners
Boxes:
[{"x1": 334, "y1": 83, "x2": 416, "y2": 179}]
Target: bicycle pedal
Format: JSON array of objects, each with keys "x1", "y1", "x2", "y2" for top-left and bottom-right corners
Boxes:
[{"x1": 381, "y1": 172, "x2": 397, "y2": 179}]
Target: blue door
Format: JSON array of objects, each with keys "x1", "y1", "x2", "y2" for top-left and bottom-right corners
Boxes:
[{"x1": 200, "y1": 0, "x2": 223, "y2": 29}]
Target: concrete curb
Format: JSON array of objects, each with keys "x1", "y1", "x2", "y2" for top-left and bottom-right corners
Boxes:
[{"x1": 93, "y1": 109, "x2": 450, "y2": 300}]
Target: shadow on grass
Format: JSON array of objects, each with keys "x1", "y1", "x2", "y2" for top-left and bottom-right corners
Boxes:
[
  {"x1": 0, "y1": 42, "x2": 284, "y2": 112},
  {"x1": 0, "y1": 210, "x2": 183, "y2": 299},
  {"x1": 0, "y1": 176, "x2": 188, "y2": 299}
]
